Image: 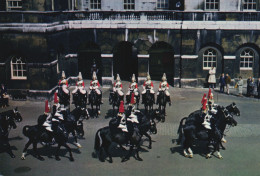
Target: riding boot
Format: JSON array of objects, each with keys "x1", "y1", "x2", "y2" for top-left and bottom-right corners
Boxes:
[
  {"x1": 153, "y1": 94, "x2": 155, "y2": 104},
  {"x1": 156, "y1": 95, "x2": 159, "y2": 105},
  {"x1": 99, "y1": 94, "x2": 103, "y2": 104},
  {"x1": 126, "y1": 95, "x2": 130, "y2": 104}
]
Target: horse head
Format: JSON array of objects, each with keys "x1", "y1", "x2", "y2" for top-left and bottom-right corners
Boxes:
[
  {"x1": 13, "y1": 107, "x2": 23, "y2": 122},
  {"x1": 223, "y1": 108, "x2": 237, "y2": 127},
  {"x1": 150, "y1": 119, "x2": 157, "y2": 134},
  {"x1": 227, "y1": 102, "x2": 240, "y2": 116}
]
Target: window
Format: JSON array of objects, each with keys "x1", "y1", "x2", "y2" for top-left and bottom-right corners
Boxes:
[
  {"x1": 90, "y1": 0, "x2": 101, "y2": 10},
  {"x1": 124, "y1": 0, "x2": 135, "y2": 10},
  {"x1": 243, "y1": 0, "x2": 257, "y2": 11},
  {"x1": 205, "y1": 0, "x2": 219, "y2": 10},
  {"x1": 7, "y1": 0, "x2": 22, "y2": 10},
  {"x1": 203, "y1": 49, "x2": 217, "y2": 70},
  {"x1": 157, "y1": 0, "x2": 169, "y2": 9},
  {"x1": 240, "y1": 48, "x2": 254, "y2": 70},
  {"x1": 11, "y1": 57, "x2": 27, "y2": 80}
]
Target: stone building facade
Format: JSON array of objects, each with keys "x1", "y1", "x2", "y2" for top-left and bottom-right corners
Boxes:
[{"x1": 0, "y1": 0, "x2": 260, "y2": 98}]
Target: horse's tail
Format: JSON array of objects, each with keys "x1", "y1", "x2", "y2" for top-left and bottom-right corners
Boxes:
[
  {"x1": 94, "y1": 128, "x2": 103, "y2": 151},
  {"x1": 22, "y1": 125, "x2": 31, "y2": 137},
  {"x1": 176, "y1": 117, "x2": 187, "y2": 145}
]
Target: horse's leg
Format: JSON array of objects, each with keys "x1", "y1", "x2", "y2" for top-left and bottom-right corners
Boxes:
[
  {"x1": 63, "y1": 143, "x2": 74, "y2": 161},
  {"x1": 103, "y1": 143, "x2": 112, "y2": 163},
  {"x1": 33, "y1": 141, "x2": 44, "y2": 161},
  {"x1": 143, "y1": 132, "x2": 152, "y2": 149},
  {"x1": 72, "y1": 130, "x2": 81, "y2": 148},
  {"x1": 97, "y1": 104, "x2": 101, "y2": 116},
  {"x1": 187, "y1": 147, "x2": 193, "y2": 158},
  {"x1": 55, "y1": 143, "x2": 61, "y2": 161},
  {"x1": 220, "y1": 141, "x2": 226, "y2": 150},
  {"x1": 216, "y1": 141, "x2": 223, "y2": 159},
  {"x1": 135, "y1": 143, "x2": 143, "y2": 161},
  {"x1": 122, "y1": 145, "x2": 133, "y2": 162},
  {"x1": 21, "y1": 139, "x2": 33, "y2": 160},
  {"x1": 4, "y1": 137, "x2": 15, "y2": 158}
]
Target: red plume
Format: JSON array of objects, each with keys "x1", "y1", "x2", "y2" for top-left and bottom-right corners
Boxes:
[
  {"x1": 119, "y1": 100, "x2": 125, "y2": 113},
  {"x1": 54, "y1": 92, "x2": 59, "y2": 104},
  {"x1": 201, "y1": 93, "x2": 207, "y2": 104},
  {"x1": 45, "y1": 100, "x2": 50, "y2": 113}
]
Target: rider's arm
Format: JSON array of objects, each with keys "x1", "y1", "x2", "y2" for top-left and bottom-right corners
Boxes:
[
  {"x1": 66, "y1": 80, "x2": 68, "y2": 87},
  {"x1": 151, "y1": 82, "x2": 154, "y2": 88},
  {"x1": 97, "y1": 81, "x2": 100, "y2": 87}
]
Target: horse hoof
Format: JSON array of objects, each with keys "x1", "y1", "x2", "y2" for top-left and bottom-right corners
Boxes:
[
  {"x1": 137, "y1": 157, "x2": 143, "y2": 161},
  {"x1": 38, "y1": 156, "x2": 45, "y2": 161},
  {"x1": 55, "y1": 156, "x2": 61, "y2": 161},
  {"x1": 189, "y1": 155, "x2": 193, "y2": 158},
  {"x1": 206, "y1": 154, "x2": 211, "y2": 159},
  {"x1": 10, "y1": 154, "x2": 15, "y2": 158},
  {"x1": 76, "y1": 143, "x2": 82, "y2": 148},
  {"x1": 21, "y1": 156, "x2": 25, "y2": 160},
  {"x1": 70, "y1": 157, "x2": 74, "y2": 162},
  {"x1": 148, "y1": 146, "x2": 152, "y2": 149},
  {"x1": 109, "y1": 159, "x2": 113, "y2": 163},
  {"x1": 222, "y1": 139, "x2": 227, "y2": 143},
  {"x1": 217, "y1": 155, "x2": 223, "y2": 159}
]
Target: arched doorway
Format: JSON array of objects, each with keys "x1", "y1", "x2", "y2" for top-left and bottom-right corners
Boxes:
[
  {"x1": 78, "y1": 42, "x2": 102, "y2": 82},
  {"x1": 113, "y1": 41, "x2": 138, "y2": 81},
  {"x1": 149, "y1": 42, "x2": 175, "y2": 85}
]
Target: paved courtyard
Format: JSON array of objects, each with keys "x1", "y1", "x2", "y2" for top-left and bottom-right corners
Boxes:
[{"x1": 0, "y1": 81, "x2": 260, "y2": 176}]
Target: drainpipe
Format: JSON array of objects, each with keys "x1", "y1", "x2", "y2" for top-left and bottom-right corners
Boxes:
[{"x1": 179, "y1": 12, "x2": 184, "y2": 88}]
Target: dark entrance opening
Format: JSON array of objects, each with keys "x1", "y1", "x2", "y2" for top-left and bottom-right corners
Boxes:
[
  {"x1": 149, "y1": 42, "x2": 175, "y2": 85},
  {"x1": 78, "y1": 42, "x2": 102, "y2": 83},
  {"x1": 113, "y1": 41, "x2": 138, "y2": 81}
]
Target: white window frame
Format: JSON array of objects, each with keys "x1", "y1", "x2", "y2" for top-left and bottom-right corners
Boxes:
[
  {"x1": 242, "y1": 0, "x2": 257, "y2": 11},
  {"x1": 90, "y1": 0, "x2": 101, "y2": 10},
  {"x1": 240, "y1": 48, "x2": 254, "y2": 70},
  {"x1": 203, "y1": 49, "x2": 217, "y2": 70},
  {"x1": 205, "y1": 0, "x2": 219, "y2": 11},
  {"x1": 10, "y1": 57, "x2": 27, "y2": 80},
  {"x1": 7, "y1": 0, "x2": 22, "y2": 10},
  {"x1": 157, "y1": 0, "x2": 169, "y2": 9},
  {"x1": 123, "y1": 0, "x2": 135, "y2": 10}
]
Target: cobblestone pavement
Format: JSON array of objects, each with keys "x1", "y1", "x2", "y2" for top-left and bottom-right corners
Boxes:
[{"x1": 0, "y1": 81, "x2": 260, "y2": 176}]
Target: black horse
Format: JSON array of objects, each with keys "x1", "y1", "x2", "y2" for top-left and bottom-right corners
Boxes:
[
  {"x1": 57, "y1": 86, "x2": 70, "y2": 109},
  {"x1": 73, "y1": 89, "x2": 87, "y2": 110},
  {"x1": 177, "y1": 106, "x2": 237, "y2": 159},
  {"x1": 157, "y1": 90, "x2": 168, "y2": 122},
  {"x1": 109, "y1": 90, "x2": 123, "y2": 116},
  {"x1": 0, "y1": 108, "x2": 22, "y2": 158},
  {"x1": 127, "y1": 106, "x2": 157, "y2": 149},
  {"x1": 126, "y1": 90, "x2": 140, "y2": 109},
  {"x1": 93, "y1": 120, "x2": 142, "y2": 163},
  {"x1": 89, "y1": 89, "x2": 101, "y2": 118},
  {"x1": 143, "y1": 89, "x2": 154, "y2": 114}
]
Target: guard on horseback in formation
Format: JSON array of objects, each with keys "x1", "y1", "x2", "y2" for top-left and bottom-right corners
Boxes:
[
  {"x1": 59, "y1": 71, "x2": 69, "y2": 88},
  {"x1": 117, "y1": 100, "x2": 128, "y2": 132},
  {"x1": 156, "y1": 73, "x2": 171, "y2": 106},
  {"x1": 52, "y1": 92, "x2": 61, "y2": 115},
  {"x1": 127, "y1": 93, "x2": 139, "y2": 124},
  {"x1": 110, "y1": 74, "x2": 124, "y2": 104},
  {"x1": 58, "y1": 71, "x2": 70, "y2": 108},
  {"x1": 126, "y1": 74, "x2": 140, "y2": 104},
  {"x1": 141, "y1": 72, "x2": 155, "y2": 104},
  {"x1": 72, "y1": 72, "x2": 87, "y2": 104},
  {"x1": 201, "y1": 94, "x2": 212, "y2": 130},
  {"x1": 42, "y1": 100, "x2": 53, "y2": 132},
  {"x1": 89, "y1": 71, "x2": 103, "y2": 104}
]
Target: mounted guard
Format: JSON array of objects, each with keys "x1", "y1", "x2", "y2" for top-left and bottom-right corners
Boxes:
[
  {"x1": 72, "y1": 72, "x2": 87, "y2": 107},
  {"x1": 141, "y1": 72, "x2": 155, "y2": 104},
  {"x1": 42, "y1": 100, "x2": 53, "y2": 132},
  {"x1": 126, "y1": 74, "x2": 140, "y2": 105},
  {"x1": 89, "y1": 71, "x2": 103, "y2": 104},
  {"x1": 57, "y1": 71, "x2": 70, "y2": 108},
  {"x1": 207, "y1": 88, "x2": 217, "y2": 114},
  {"x1": 117, "y1": 100, "x2": 128, "y2": 132},
  {"x1": 127, "y1": 93, "x2": 139, "y2": 124},
  {"x1": 156, "y1": 73, "x2": 171, "y2": 106},
  {"x1": 201, "y1": 94, "x2": 212, "y2": 130},
  {"x1": 111, "y1": 74, "x2": 124, "y2": 101}
]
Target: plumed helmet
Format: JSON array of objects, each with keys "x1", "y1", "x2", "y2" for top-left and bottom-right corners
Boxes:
[
  {"x1": 130, "y1": 92, "x2": 136, "y2": 105},
  {"x1": 131, "y1": 74, "x2": 136, "y2": 82},
  {"x1": 44, "y1": 100, "x2": 50, "y2": 113},
  {"x1": 202, "y1": 99, "x2": 207, "y2": 110},
  {"x1": 201, "y1": 93, "x2": 207, "y2": 104},
  {"x1": 116, "y1": 74, "x2": 121, "y2": 82},
  {"x1": 78, "y1": 72, "x2": 83, "y2": 80},
  {"x1": 61, "y1": 71, "x2": 66, "y2": 78},
  {"x1": 147, "y1": 72, "x2": 151, "y2": 80},
  {"x1": 54, "y1": 92, "x2": 59, "y2": 104},
  {"x1": 207, "y1": 88, "x2": 211, "y2": 99},
  {"x1": 92, "y1": 71, "x2": 97, "y2": 80},
  {"x1": 119, "y1": 100, "x2": 125, "y2": 113},
  {"x1": 162, "y1": 73, "x2": 167, "y2": 81}
]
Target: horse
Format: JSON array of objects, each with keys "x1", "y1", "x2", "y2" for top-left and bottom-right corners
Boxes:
[
  {"x1": 57, "y1": 85, "x2": 70, "y2": 109},
  {"x1": 225, "y1": 102, "x2": 240, "y2": 116},
  {"x1": 126, "y1": 90, "x2": 140, "y2": 109},
  {"x1": 177, "y1": 106, "x2": 237, "y2": 159},
  {"x1": 109, "y1": 90, "x2": 123, "y2": 116},
  {"x1": 94, "y1": 119, "x2": 142, "y2": 163},
  {"x1": 0, "y1": 108, "x2": 22, "y2": 158},
  {"x1": 73, "y1": 89, "x2": 87, "y2": 110},
  {"x1": 143, "y1": 89, "x2": 154, "y2": 114},
  {"x1": 89, "y1": 89, "x2": 101, "y2": 118},
  {"x1": 157, "y1": 90, "x2": 168, "y2": 122}
]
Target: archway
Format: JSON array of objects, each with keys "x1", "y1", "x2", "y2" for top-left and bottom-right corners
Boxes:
[
  {"x1": 78, "y1": 42, "x2": 102, "y2": 82},
  {"x1": 113, "y1": 41, "x2": 138, "y2": 81},
  {"x1": 149, "y1": 42, "x2": 175, "y2": 85}
]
